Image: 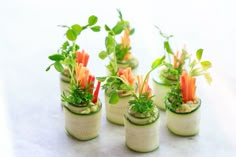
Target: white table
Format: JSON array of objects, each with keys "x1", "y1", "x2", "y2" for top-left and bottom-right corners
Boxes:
[{"x1": 0, "y1": 0, "x2": 236, "y2": 156}]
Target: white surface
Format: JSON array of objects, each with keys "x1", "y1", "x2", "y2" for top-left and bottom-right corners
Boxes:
[{"x1": 0, "y1": 0, "x2": 236, "y2": 156}]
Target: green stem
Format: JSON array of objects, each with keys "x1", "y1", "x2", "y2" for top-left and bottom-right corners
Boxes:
[{"x1": 167, "y1": 53, "x2": 171, "y2": 64}]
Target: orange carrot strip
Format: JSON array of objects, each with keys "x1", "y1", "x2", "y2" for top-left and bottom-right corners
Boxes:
[
  {"x1": 83, "y1": 68, "x2": 89, "y2": 88},
  {"x1": 180, "y1": 71, "x2": 187, "y2": 103},
  {"x1": 83, "y1": 52, "x2": 89, "y2": 67},
  {"x1": 191, "y1": 77, "x2": 196, "y2": 100},
  {"x1": 75, "y1": 63, "x2": 83, "y2": 84},
  {"x1": 78, "y1": 67, "x2": 86, "y2": 86},
  {"x1": 144, "y1": 74, "x2": 150, "y2": 93},
  {"x1": 174, "y1": 51, "x2": 179, "y2": 68},
  {"x1": 187, "y1": 76, "x2": 192, "y2": 101},
  {"x1": 76, "y1": 51, "x2": 82, "y2": 64}
]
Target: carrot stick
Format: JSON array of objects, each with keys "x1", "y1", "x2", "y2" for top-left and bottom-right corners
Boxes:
[
  {"x1": 174, "y1": 51, "x2": 179, "y2": 68},
  {"x1": 180, "y1": 71, "x2": 188, "y2": 103},
  {"x1": 75, "y1": 63, "x2": 83, "y2": 84},
  {"x1": 76, "y1": 51, "x2": 82, "y2": 64},
  {"x1": 83, "y1": 52, "x2": 89, "y2": 67},
  {"x1": 144, "y1": 74, "x2": 150, "y2": 93},
  {"x1": 191, "y1": 77, "x2": 196, "y2": 100},
  {"x1": 187, "y1": 76, "x2": 192, "y2": 101}
]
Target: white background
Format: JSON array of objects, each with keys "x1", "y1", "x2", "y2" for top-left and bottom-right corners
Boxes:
[{"x1": 0, "y1": 0, "x2": 236, "y2": 156}]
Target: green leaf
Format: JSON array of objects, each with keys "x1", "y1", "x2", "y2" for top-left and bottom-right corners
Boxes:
[
  {"x1": 105, "y1": 35, "x2": 115, "y2": 48},
  {"x1": 204, "y1": 73, "x2": 213, "y2": 85},
  {"x1": 105, "y1": 24, "x2": 111, "y2": 31},
  {"x1": 99, "y1": 51, "x2": 108, "y2": 59},
  {"x1": 58, "y1": 25, "x2": 70, "y2": 28},
  {"x1": 88, "y1": 15, "x2": 98, "y2": 26},
  {"x1": 54, "y1": 61, "x2": 64, "y2": 72},
  {"x1": 75, "y1": 44, "x2": 80, "y2": 51},
  {"x1": 71, "y1": 24, "x2": 82, "y2": 35},
  {"x1": 45, "y1": 65, "x2": 51, "y2": 71},
  {"x1": 191, "y1": 68, "x2": 209, "y2": 76},
  {"x1": 107, "y1": 77, "x2": 115, "y2": 82},
  {"x1": 190, "y1": 59, "x2": 197, "y2": 68},
  {"x1": 96, "y1": 77, "x2": 107, "y2": 82},
  {"x1": 117, "y1": 9, "x2": 123, "y2": 20},
  {"x1": 66, "y1": 29, "x2": 77, "y2": 41},
  {"x1": 151, "y1": 56, "x2": 165, "y2": 70},
  {"x1": 109, "y1": 91, "x2": 119, "y2": 104},
  {"x1": 107, "y1": 46, "x2": 115, "y2": 55},
  {"x1": 91, "y1": 26, "x2": 101, "y2": 32},
  {"x1": 129, "y1": 28, "x2": 135, "y2": 35},
  {"x1": 48, "y1": 54, "x2": 65, "y2": 61},
  {"x1": 62, "y1": 41, "x2": 69, "y2": 49},
  {"x1": 120, "y1": 84, "x2": 133, "y2": 91},
  {"x1": 112, "y1": 22, "x2": 124, "y2": 35},
  {"x1": 164, "y1": 41, "x2": 174, "y2": 54},
  {"x1": 201, "y1": 61, "x2": 211, "y2": 68},
  {"x1": 196, "y1": 49, "x2": 203, "y2": 60}
]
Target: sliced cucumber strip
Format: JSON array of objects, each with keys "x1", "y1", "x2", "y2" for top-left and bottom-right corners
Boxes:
[
  {"x1": 152, "y1": 78, "x2": 171, "y2": 110},
  {"x1": 63, "y1": 103, "x2": 102, "y2": 140},
  {"x1": 65, "y1": 100, "x2": 101, "y2": 115},
  {"x1": 124, "y1": 114, "x2": 160, "y2": 152},
  {"x1": 60, "y1": 78, "x2": 70, "y2": 106},
  {"x1": 165, "y1": 99, "x2": 201, "y2": 136},
  {"x1": 105, "y1": 94, "x2": 131, "y2": 125},
  {"x1": 117, "y1": 56, "x2": 139, "y2": 70}
]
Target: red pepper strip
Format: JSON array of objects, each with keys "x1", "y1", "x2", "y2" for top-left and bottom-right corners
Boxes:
[{"x1": 92, "y1": 81, "x2": 101, "y2": 103}]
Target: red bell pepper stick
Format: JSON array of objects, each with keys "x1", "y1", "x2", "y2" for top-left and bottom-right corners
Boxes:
[{"x1": 92, "y1": 81, "x2": 101, "y2": 103}]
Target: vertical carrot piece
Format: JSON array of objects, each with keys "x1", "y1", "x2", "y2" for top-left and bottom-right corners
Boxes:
[
  {"x1": 82, "y1": 68, "x2": 89, "y2": 89},
  {"x1": 75, "y1": 63, "x2": 83, "y2": 84},
  {"x1": 173, "y1": 51, "x2": 179, "y2": 68},
  {"x1": 191, "y1": 77, "x2": 196, "y2": 101},
  {"x1": 78, "y1": 67, "x2": 86, "y2": 87},
  {"x1": 128, "y1": 69, "x2": 134, "y2": 85},
  {"x1": 187, "y1": 76, "x2": 192, "y2": 101},
  {"x1": 82, "y1": 52, "x2": 89, "y2": 67},
  {"x1": 180, "y1": 71, "x2": 188, "y2": 103},
  {"x1": 92, "y1": 82, "x2": 101, "y2": 103},
  {"x1": 144, "y1": 74, "x2": 150, "y2": 93},
  {"x1": 76, "y1": 51, "x2": 82, "y2": 64}
]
